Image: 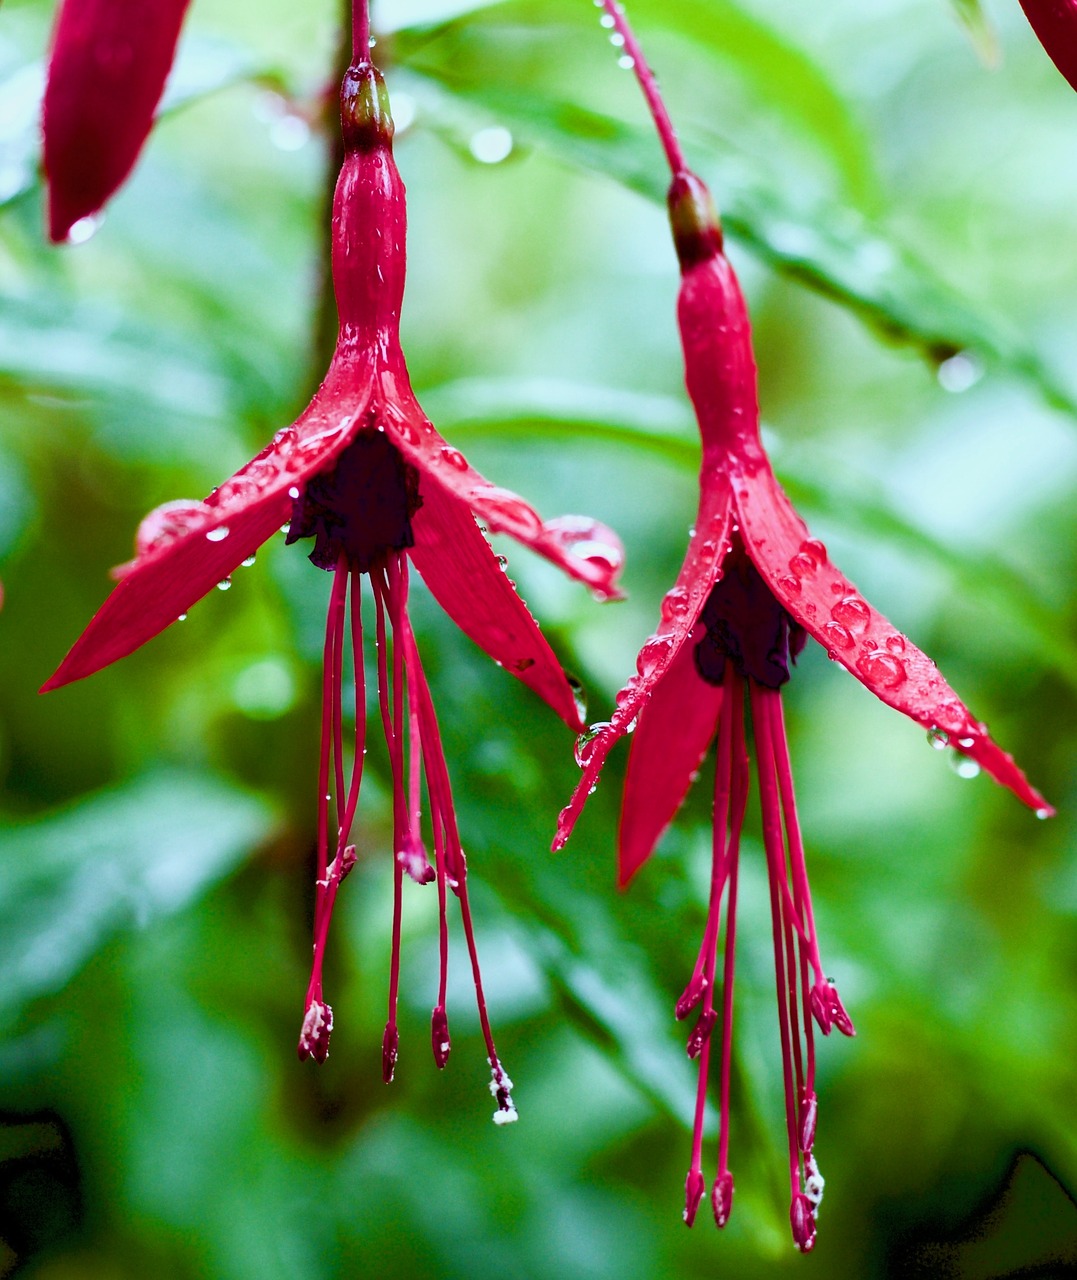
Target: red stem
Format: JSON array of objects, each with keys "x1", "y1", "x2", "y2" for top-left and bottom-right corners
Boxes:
[{"x1": 599, "y1": 0, "x2": 687, "y2": 177}]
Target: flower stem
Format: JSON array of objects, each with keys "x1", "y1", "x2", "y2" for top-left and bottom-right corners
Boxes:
[
  {"x1": 599, "y1": 1, "x2": 687, "y2": 176},
  {"x1": 353, "y1": 0, "x2": 370, "y2": 63}
]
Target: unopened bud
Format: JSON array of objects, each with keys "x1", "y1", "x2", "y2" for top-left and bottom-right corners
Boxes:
[
  {"x1": 711, "y1": 1170, "x2": 734, "y2": 1228},
  {"x1": 683, "y1": 1168, "x2": 705, "y2": 1227},
  {"x1": 431, "y1": 1004, "x2": 451, "y2": 1069},
  {"x1": 297, "y1": 999, "x2": 333, "y2": 1063},
  {"x1": 790, "y1": 1193, "x2": 817, "y2": 1252},
  {"x1": 686, "y1": 1008, "x2": 717, "y2": 1060},
  {"x1": 382, "y1": 1022, "x2": 399, "y2": 1083},
  {"x1": 810, "y1": 979, "x2": 855, "y2": 1038}
]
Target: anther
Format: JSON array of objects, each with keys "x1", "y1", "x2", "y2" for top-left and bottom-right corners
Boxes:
[
  {"x1": 711, "y1": 1170, "x2": 734, "y2": 1229},
  {"x1": 683, "y1": 1168, "x2": 705, "y2": 1226},
  {"x1": 297, "y1": 998, "x2": 334, "y2": 1063},
  {"x1": 431, "y1": 1004, "x2": 451, "y2": 1069}
]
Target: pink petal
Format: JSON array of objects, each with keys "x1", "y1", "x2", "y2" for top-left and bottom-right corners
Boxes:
[
  {"x1": 553, "y1": 470, "x2": 735, "y2": 850},
  {"x1": 1019, "y1": 0, "x2": 1077, "y2": 94},
  {"x1": 734, "y1": 457, "x2": 1053, "y2": 814},
  {"x1": 44, "y1": 366, "x2": 375, "y2": 690},
  {"x1": 379, "y1": 376, "x2": 625, "y2": 601},
  {"x1": 408, "y1": 478, "x2": 586, "y2": 732},
  {"x1": 618, "y1": 625, "x2": 723, "y2": 887},
  {"x1": 43, "y1": 0, "x2": 191, "y2": 243}
]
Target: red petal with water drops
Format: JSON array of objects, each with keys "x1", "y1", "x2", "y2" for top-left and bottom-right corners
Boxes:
[
  {"x1": 380, "y1": 384, "x2": 625, "y2": 602},
  {"x1": 553, "y1": 470, "x2": 734, "y2": 850},
  {"x1": 733, "y1": 458, "x2": 1052, "y2": 814},
  {"x1": 618, "y1": 625, "x2": 723, "y2": 887},
  {"x1": 43, "y1": 371, "x2": 373, "y2": 691},
  {"x1": 43, "y1": 0, "x2": 191, "y2": 243},
  {"x1": 1019, "y1": 0, "x2": 1077, "y2": 93},
  {"x1": 408, "y1": 478, "x2": 587, "y2": 732}
]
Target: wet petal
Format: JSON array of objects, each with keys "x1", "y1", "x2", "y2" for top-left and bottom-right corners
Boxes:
[
  {"x1": 43, "y1": 0, "x2": 191, "y2": 242},
  {"x1": 409, "y1": 479, "x2": 586, "y2": 731},
  {"x1": 43, "y1": 367, "x2": 375, "y2": 690},
  {"x1": 553, "y1": 470, "x2": 734, "y2": 850},
  {"x1": 619, "y1": 625, "x2": 723, "y2": 887},
  {"x1": 379, "y1": 377, "x2": 625, "y2": 601},
  {"x1": 734, "y1": 459, "x2": 1052, "y2": 813}
]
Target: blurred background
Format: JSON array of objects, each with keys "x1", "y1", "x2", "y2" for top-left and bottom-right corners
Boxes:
[{"x1": 1, "y1": 0, "x2": 1075, "y2": 1274}]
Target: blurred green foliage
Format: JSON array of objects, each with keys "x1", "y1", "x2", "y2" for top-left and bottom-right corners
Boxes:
[{"x1": 1, "y1": 0, "x2": 1076, "y2": 1275}]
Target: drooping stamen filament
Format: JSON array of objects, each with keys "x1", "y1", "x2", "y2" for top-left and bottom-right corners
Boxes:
[{"x1": 297, "y1": 535, "x2": 515, "y2": 1122}]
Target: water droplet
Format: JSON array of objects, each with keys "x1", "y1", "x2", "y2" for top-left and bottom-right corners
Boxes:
[
  {"x1": 636, "y1": 634, "x2": 673, "y2": 679},
  {"x1": 1036, "y1": 807, "x2": 1051, "y2": 820},
  {"x1": 274, "y1": 425, "x2": 298, "y2": 449},
  {"x1": 177, "y1": 613, "x2": 187, "y2": 622},
  {"x1": 937, "y1": 351, "x2": 983, "y2": 394},
  {"x1": 823, "y1": 621, "x2": 854, "y2": 650},
  {"x1": 829, "y1": 581, "x2": 845, "y2": 596},
  {"x1": 241, "y1": 553, "x2": 257, "y2": 568},
  {"x1": 609, "y1": 31, "x2": 625, "y2": 46},
  {"x1": 439, "y1": 446, "x2": 468, "y2": 470},
  {"x1": 949, "y1": 750, "x2": 981, "y2": 779},
  {"x1": 615, "y1": 676, "x2": 641, "y2": 709},
  {"x1": 832, "y1": 595, "x2": 870, "y2": 632},
  {"x1": 543, "y1": 515, "x2": 624, "y2": 575},
  {"x1": 496, "y1": 554, "x2": 509, "y2": 569},
  {"x1": 288, "y1": 485, "x2": 300, "y2": 500},
  {"x1": 885, "y1": 634, "x2": 906, "y2": 654},
  {"x1": 568, "y1": 676, "x2": 587, "y2": 724},
  {"x1": 856, "y1": 650, "x2": 906, "y2": 689},
  {"x1": 216, "y1": 577, "x2": 232, "y2": 591},
  {"x1": 956, "y1": 735, "x2": 976, "y2": 749},
  {"x1": 618, "y1": 54, "x2": 635, "y2": 69},
  {"x1": 475, "y1": 488, "x2": 544, "y2": 538},
  {"x1": 699, "y1": 538, "x2": 720, "y2": 564},
  {"x1": 270, "y1": 113, "x2": 310, "y2": 151},
  {"x1": 599, "y1": 10, "x2": 615, "y2": 24},
  {"x1": 574, "y1": 722, "x2": 612, "y2": 768},
  {"x1": 469, "y1": 125, "x2": 513, "y2": 165},
  {"x1": 66, "y1": 213, "x2": 103, "y2": 245},
  {"x1": 394, "y1": 419, "x2": 418, "y2": 447},
  {"x1": 777, "y1": 574, "x2": 802, "y2": 597},
  {"x1": 788, "y1": 553, "x2": 816, "y2": 577},
  {"x1": 927, "y1": 726, "x2": 949, "y2": 750},
  {"x1": 205, "y1": 525, "x2": 230, "y2": 543},
  {"x1": 135, "y1": 499, "x2": 212, "y2": 557},
  {"x1": 660, "y1": 586, "x2": 690, "y2": 621},
  {"x1": 280, "y1": 522, "x2": 291, "y2": 535}
]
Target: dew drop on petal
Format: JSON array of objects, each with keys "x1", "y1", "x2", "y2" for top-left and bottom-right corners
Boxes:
[
  {"x1": 574, "y1": 722, "x2": 612, "y2": 768},
  {"x1": 788, "y1": 553, "x2": 815, "y2": 577},
  {"x1": 660, "y1": 585, "x2": 690, "y2": 621},
  {"x1": 636, "y1": 633, "x2": 673, "y2": 679},
  {"x1": 206, "y1": 526, "x2": 230, "y2": 543},
  {"x1": 66, "y1": 213, "x2": 103, "y2": 245},
  {"x1": 135, "y1": 499, "x2": 213, "y2": 557},
  {"x1": 177, "y1": 613, "x2": 187, "y2": 622},
  {"x1": 856, "y1": 649, "x2": 906, "y2": 689},
  {"x1": 927, "y1": 726, "x2": 949, "y2": 750},
  {"x1": 288, "y1": 486, "x2": 300, "y2": 500},
  {"x1": 822, "y1": 621, "x2": 854, "y2": 651},
  {"x1": 831, "y1": 595, "x2": 870, "y2": 632},
  {"x1": 886, "y1": 633, "x2": 907, "y2": 654},
  {"x1": 618, "y1": 53, "x2": 635, "y2": 68},
  {"x1": 439, "y1": 446, "x2": 468, "y2": 470},
  {"x1": 242, "y1": 554, "x2": 257, "y2": 568},
  {"x1": 777, "y1": 574, "x2": 802, "y2": 597},
  {"x1": 216, "y1": 577, "x2": 232, "y2": 591},
  {"x1": 799, "y1": 538, "x2": 827, "y2": 566},
  {"x1": 1036, "y1": 807, "x2": 1051, "y2": 820}
]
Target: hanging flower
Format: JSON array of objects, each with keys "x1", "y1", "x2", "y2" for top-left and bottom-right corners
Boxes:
[
  {"x1": 562, "y1": 1, "x2": 1052, "y2": 1247},
  {"x1": 560, "y1": 164, "x2": 1052, "y2": 1249},
  {"x1": 44, "y1": 59, "x2": 623, "y2": 1121},
  {"x1": 1018, "y1": 0, "x2": 1077, "y2": 94},
  {"x1": 42, "y1": 0, "x2": 193, "y2": 243}
]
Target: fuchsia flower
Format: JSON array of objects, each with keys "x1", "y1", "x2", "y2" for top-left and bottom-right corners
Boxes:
[
  {"x1": 1018, "y1": 0, "x2": 1077, "y2": 93},
  {"x1": 558, "y1": 3, "x2": 1052, "y2": 1251},
  {"x1": 44, "y1": 55, "x2": 623, "y2": 1119},
  {"x1": 42, "y1": 0, "x2": 192, "y2": 243}
]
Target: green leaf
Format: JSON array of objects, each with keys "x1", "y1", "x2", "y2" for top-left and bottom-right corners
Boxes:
[
  {"x1": 402, "y1": 70, "x2": 1076, "y2": 417},
  {"x1": 0, "y1": 770, "x2": 275, "y2": 1030}
]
